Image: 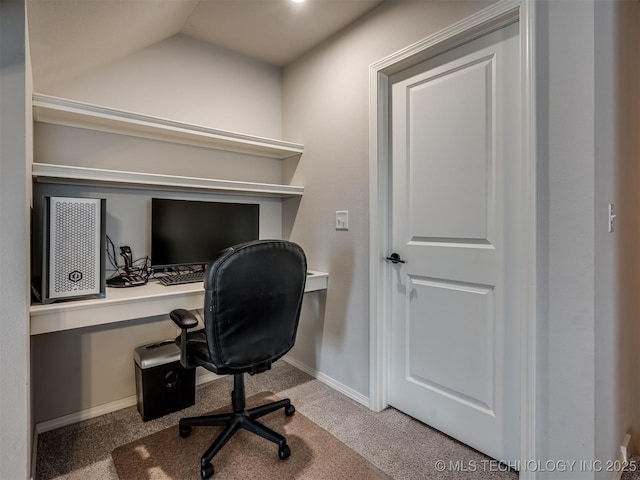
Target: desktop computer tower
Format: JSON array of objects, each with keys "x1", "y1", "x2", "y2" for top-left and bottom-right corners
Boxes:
[{"x1": 33, "y1": 196, "x2": 106, "y2": 304}]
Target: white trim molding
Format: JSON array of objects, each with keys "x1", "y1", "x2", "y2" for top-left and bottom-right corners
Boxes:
[
  {"x1": 33, "y1": 372, "x2": 221, "y2": 435},
  {"x1": 35, "y1": 394, "x2": 139, "y2": 435},
  {"x1": 283, "y1": 356, "x2": 370, "y2": 408},
  {"x1": 368, "y1": 1, "x2": 536, "y2": 478}
]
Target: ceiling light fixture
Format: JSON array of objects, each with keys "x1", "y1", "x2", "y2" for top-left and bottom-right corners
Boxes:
[{"x1": 291, "y1": 0, "x2": 304, "y2": 3}]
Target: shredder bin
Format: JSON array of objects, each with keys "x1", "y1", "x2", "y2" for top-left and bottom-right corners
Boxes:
[{"x1": 134, "y1": 339, "x2": 195, "y2": 422}]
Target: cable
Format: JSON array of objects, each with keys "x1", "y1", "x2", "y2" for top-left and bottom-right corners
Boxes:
[
  {"x1": 105, "y1": 235, "x2": 123, "y2": 280},
  {"x1": 132, "y1": 256, "x2": 151, "y2": 280},
  {"x1": 106, "y1": 238, "x2": 205, "y2": 282},
  {"x1": 105, "y1": 236, "x2": 152, "y2": 281}
]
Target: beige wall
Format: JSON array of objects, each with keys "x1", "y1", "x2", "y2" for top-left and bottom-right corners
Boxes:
[
  {"x1": 620, "y1": 0, "x2": 640, "y2": 453},
  {"x1": 0, "y1": 0, "x2": 31, "y2": 476},
  {"x1": 536, "y1": 0, "x2": 640, "y2": 474},
  {"x1": 593, "y1": 0, "x2": 640, "y2": 466},
  {"x1": 43, "y1": 34, "x2": 283, "y2": 140},
  {"x1": 32, "y1": 316, "x2": 176, "y2": 423},
  {"x1": 34, "y1": 123, "x2": 286, "y2": 184},
  {"x1": 536, "y1": 1, "x2": 597, "y2": 472},
  {"x1": 282, "y1": 0, "x2": 495, "y2": 397}
]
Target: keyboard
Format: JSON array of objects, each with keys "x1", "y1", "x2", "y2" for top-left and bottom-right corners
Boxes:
[{"x1": 158, "y1": 271, "x2": 205, "y2": 286}]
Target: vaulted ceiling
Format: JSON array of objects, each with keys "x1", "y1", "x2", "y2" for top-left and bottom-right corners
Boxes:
[{"x1": 27, "y1": 0, "x2": 384, "y2": 91}]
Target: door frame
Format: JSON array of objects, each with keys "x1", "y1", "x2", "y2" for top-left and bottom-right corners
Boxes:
[{"x1": 368, "y1": 0, "x2": 536, "y2": 477}]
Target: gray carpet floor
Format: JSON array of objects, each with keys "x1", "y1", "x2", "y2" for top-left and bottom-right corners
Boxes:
[{"x1": 35, "y1": 362, "x2": 517, "y2": 480}]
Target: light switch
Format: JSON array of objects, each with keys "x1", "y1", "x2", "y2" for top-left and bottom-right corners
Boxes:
[
  {"x1": 335, "y1": 211, "x2": 349, "y2": 230},
  {"x1": 608, "y1": 203, "x2": 616, "y2": 233}
]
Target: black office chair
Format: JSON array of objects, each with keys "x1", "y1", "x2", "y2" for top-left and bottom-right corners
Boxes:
[{"x1": 170, "y1": 240, "x2": 307, "y2": 479}]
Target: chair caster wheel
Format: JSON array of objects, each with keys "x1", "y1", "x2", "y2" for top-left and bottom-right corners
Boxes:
[
  {"x1": 179, "y1": 425, "x2": 192, "y2": 438},
  {"x1": 284, "y1": 404, "x2": 295, "y2": 416},
  {"x1": 279, "y1": 444, "x2": 291, "y2": 460},
  {"x1": 201, "y1": 462, "x2": 214, "y2": 479}
]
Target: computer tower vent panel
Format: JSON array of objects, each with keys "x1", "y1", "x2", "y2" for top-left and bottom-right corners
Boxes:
[
  {"x1": 39, "y1": 196, "x2": 106, "y2": 303},
  {"x1": 50, "y1": 198, "x2": 100, "y2": 295}
]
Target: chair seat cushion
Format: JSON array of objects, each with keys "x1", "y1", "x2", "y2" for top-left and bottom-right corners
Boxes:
[{"x1": 176, "y1": 329, "x2": 271, "y2": 375}]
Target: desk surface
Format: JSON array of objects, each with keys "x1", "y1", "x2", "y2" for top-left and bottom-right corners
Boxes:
[{"x1": 30, "y1": 270, "x2": 328, "y2": 335}]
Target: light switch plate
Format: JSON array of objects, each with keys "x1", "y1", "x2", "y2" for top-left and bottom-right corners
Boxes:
[
  {"x1": 608, "y1": 203, "x2": 616, "y2": 233},
  {"x1": 335, "y1": 210, "x2": 349, "y2": 230}
]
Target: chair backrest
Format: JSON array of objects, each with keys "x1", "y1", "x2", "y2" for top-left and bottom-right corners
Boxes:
[{"x1": 203, "y1": 240, "x2": 307, "y2": 374}]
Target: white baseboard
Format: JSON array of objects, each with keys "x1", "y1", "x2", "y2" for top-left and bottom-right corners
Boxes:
[
  {"x1": 30, "y1": 427, "x2": 38, "y2": 480},
  {"x1": 34, "y1": 372, "x2": 221, "y2": 435},
  {"x1": 35, "y1": 394, "x2": 139, "y2": 435},
  {"x1": 32, "y1": 359, "x2": 365, "y2": 439},
  {"x1": 609, "y1": 433, "x2": 633, "y2": 480},
  {"x1": 32, "y1": 362, "x2": 366, "y2": 436},
  {"x1": 283, "y1": 356, "x2": 370, "y2": 408}
]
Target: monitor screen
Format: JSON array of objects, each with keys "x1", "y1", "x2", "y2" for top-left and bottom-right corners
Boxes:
[{"x1": 151, "y1": 198, "x2": 259, "y2": 269}]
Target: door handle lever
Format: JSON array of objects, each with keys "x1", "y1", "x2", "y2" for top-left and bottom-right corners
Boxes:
[{"x1": 385, "y1": 253, "x2": 406, "y2": 264}]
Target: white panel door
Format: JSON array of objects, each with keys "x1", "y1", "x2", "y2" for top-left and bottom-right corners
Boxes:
[{"x1": 388, "y1": 22, "x2": 521, "y2": 462}]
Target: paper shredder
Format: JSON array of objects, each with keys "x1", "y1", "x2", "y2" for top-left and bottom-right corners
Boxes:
[{"x1": 134, "y1": 339, "x2": 196, "y2": 421}]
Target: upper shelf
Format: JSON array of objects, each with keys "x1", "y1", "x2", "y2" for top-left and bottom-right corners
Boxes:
[
  {"x1": 32, "y1": 93, "x2": 304, "y2": 159},
  {"x1": 32, "y1": 163, "x2": 304, "y2": 197}
]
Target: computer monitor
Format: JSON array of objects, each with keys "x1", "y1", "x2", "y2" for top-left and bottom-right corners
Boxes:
[{"x1": 151, "y1": 198, "x2": 259, "y2": 269}]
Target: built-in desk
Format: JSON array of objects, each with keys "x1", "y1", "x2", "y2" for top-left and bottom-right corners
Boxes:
[{"x1": 30, "y1": 271, "x2": 328, "y2": 335}]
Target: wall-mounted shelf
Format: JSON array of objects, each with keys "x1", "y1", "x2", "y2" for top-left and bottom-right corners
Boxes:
[
  {"x1": 30, "y1": 271, "x2": 328, "y2": 335},
  {"x1": 32, "y1": 163, "x2": 304, "y2": 197},
  {"x1": 32, "y1": 93, "x2": 304, "y2": 159},
  {"x1": 30, "y1": 94, "x2": 313, "y2": 334}
]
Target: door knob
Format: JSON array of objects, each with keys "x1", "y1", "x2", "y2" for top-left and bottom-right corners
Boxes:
[{"x1": 385, "y1": 253, "x2": 406, "y2": 264}]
